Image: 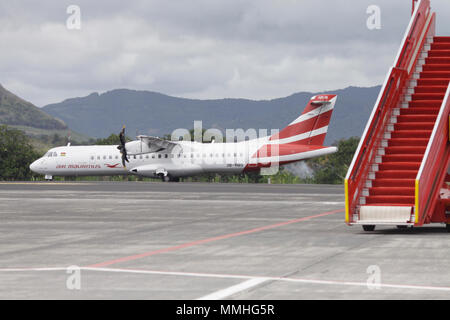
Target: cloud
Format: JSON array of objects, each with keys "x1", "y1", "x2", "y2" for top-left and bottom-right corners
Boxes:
[{"x1": 1, "y1": 0, "x2": 450, "y2": 106}]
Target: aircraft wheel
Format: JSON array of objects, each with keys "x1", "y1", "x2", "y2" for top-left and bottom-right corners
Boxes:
[
  {"x1": 362, "y1": 225, "x2": 376, "y2": 232},
  {"x1": 159, "y1": 174, "x2": 179, "y2": 182},
  {"x1": 446, "y1": 224, "x2": 450, "y2": 233}
]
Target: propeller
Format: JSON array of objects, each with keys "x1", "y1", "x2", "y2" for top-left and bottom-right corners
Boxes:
[{"x1": 117, "y1": 126, "x2": 129, "y2": 168}]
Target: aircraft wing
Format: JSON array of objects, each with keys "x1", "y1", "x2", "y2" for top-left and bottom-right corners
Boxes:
[{"x1": 137, "y1": 135, "x2": 179, "y2": 153}]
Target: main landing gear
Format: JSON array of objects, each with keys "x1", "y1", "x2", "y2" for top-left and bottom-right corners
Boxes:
[{"x1": 158, "y1": 174, "x2": 179, "y2": 182}]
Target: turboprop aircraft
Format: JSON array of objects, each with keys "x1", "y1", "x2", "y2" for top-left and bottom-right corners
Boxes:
[{"x1": 30, "y1": 94, "x2": 338, "y2": 182}]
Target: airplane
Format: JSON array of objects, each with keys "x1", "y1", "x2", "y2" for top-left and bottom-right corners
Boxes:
[{"x1": 30, "y1": 94, "x2": 338, "y2": 182}]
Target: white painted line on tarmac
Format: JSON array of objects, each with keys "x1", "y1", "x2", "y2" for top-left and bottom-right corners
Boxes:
[
  {"x1": 0, "y1": 267, "x2": 68, "y2": 272},
  {"x1": 82, "y1": 267, "x2": 252, "y2": 280},
  {"x1": 0, "y1": 197, "x2": 344, "y2": 206},
  {"x1": 91, "y1": 268, "x2": 450, "y2": 294},
  {"x1": 0, "y1": 183, "x2": 89, "y2": 185},
  {"x1": 3, "y1": 266, "x2": 450, "y2": 294},
  {"x1": 272, "y1": 277, "x2": 450, "y2": 292},
  {"x1": 198, "y1": 278, "x2": 269, "y2": 300}
]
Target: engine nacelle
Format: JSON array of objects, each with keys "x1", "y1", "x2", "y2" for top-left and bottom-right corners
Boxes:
[
  {"x1": 125, "y1": 140, "x2": 153, "y2": 155},
  {"x1": 129, "y1": 164, "x2": 159, "y2": 177},
  {"x1": 130, "y1": 163, "x2": 204, "y2": 178}
]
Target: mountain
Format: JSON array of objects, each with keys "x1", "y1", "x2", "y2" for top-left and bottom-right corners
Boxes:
[
  {"x1": 42, "y1": 86, "x2": 381, "y2": 145},
  {"x1": 0, "y1": 84, "x2": 67, "y2": 130},
  {"x1": 0, "y1": 84, "x2": 90, "y2": 152}
]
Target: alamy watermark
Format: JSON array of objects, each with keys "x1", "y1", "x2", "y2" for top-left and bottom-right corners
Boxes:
[
  {"x1": 366, "y1": 5, "x2": 381, "y2": 30},
  {"x1": 66, "y1": 5, "x2": 81, "y2": 30},
  {"x1": 166, "y1": 121, "x2": 280, "y2": 175},
  {"x1": 66, "y1": 265, "x2": 81, "y2": 290},
  {"x1": 366, "y1": 265, "x2": 382, "y2": 290}
]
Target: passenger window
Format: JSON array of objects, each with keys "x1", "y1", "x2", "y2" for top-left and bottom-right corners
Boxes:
[
  {"x1": 165, "y1": 154, "x2": 168, "y2": 159},
  {"x1": 97, "y1": 156, "x2": 100, "y2": 160},
  {"x1": 158, "y1": 154, "x2": 162, "y2": 159},
  {"x1": 109, "y1": 155, "x2": 113, "y2": 159},
  {"x1": 103, "y1": 155, "x2": 106, "y2": 160},
  {"x1": 152, "y1": 154, "x2": 156, "y2": 159},
  {"x1": 145, "y1": 155, "x2": 149, "y2": 159},
  {"x1": 115, "y1": 155, "x2": 119, "y2": 159},
  {"x1": 91, "y1": 156, "x2": 94, "y2": 160},
  {"x1": 140, "y1": 155, "x2": 143, "y2": 159}
]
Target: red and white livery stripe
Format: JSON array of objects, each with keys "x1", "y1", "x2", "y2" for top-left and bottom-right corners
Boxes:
[
  {"x1": 247, "y1": 94, "x2": 338, "y2": 169},
  {"x1": 270, "y1": 95, "x2": 337, "y2": 146}
]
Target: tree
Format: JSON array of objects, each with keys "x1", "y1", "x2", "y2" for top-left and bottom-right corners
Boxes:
[
  {"x1": 162, "y1": 128, "x2": 209, "y2": 142},
  {"x1": 309, "y1": 137, "x2": 360, "y2": 184},
  {"x1": 94, "y1": 134, "x2": 128, "y2": 145},
  {"x1": 0, "y1": 125, "x2": 40, "y2": 180}
]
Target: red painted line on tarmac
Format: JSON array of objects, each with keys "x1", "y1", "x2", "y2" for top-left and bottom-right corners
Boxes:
[{"x1": 87, "y1": 209, "x2": 344, "y2": 268}]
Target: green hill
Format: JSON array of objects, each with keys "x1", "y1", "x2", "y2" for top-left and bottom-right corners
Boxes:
[
  {"x1": 0, "y1": 84, "x2": 90, "y2": 153},
  {"x1": 0, "y1": 84, "x2": 67, "y2": 130}
]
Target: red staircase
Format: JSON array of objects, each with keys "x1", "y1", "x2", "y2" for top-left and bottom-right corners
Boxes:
[
  {"x1": 365, "y1": 37, "x2": 450, "y2": 207},
  {"x1": 345, "y1": 0, "x2": 450, "y2": 231}
]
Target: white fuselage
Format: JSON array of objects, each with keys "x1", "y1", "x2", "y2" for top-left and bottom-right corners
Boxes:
[
  {"x1": 30, "y1": 94, "x2": 340, "y2": 180},
  {"x1": 30, "y1": 138, "x2": 337, "y2": 179}
]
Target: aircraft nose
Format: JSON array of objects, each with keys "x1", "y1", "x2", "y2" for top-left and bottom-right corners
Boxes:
[{"x1": 29, "y1": 160, "x2": 39, "y2": 173}]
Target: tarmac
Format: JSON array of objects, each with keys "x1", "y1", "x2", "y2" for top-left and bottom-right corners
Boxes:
[{"x1": 0, "y1": 181, "x2": 449, "y2": 300}]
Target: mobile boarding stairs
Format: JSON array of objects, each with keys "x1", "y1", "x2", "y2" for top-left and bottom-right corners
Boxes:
[{"x1": 345, "y1": 0, "x2": 450, "y2": 231}]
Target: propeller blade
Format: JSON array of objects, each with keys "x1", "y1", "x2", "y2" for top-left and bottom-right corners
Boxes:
[
  {"x1": 119, "y1": 126, "x2": 126, "y2": 146},
  {"x1": 121, "y1": 153, "x2": 128, "y2": 168},
  {"x1": 118, "y1": 125, "x2": 129, "y2": 168}
]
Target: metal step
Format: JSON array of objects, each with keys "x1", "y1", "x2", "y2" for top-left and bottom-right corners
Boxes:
[{"x1": 359, "y1": 206, "x2": 413, "y2": 224}]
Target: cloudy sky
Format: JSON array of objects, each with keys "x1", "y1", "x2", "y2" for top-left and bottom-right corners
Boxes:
[{"x1": 1, "y1": 0, "x2": 450, "y2": 106}]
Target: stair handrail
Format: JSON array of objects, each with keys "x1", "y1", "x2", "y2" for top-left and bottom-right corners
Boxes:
[
  {"x1": 345, "y1": 0, "x2": 434, "y2": 224},
  {"x1": 396, "y1": 0, "x2": 432, "y2": 74},
  {"x1": 415, "y1": 82, "x2": 450, "y2": 225}
]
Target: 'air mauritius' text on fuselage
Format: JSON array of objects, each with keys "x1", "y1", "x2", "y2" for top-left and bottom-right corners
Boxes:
[{"x1": 57, "y1": 164, "x2": 102, "y2": 169}]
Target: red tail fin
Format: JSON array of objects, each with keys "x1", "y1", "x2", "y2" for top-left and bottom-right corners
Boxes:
[{"x1": 270, "y1": 94, "x2": 337, "y2": 145}]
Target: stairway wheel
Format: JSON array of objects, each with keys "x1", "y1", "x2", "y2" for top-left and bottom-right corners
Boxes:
[{"x1": 362, "y1": 225, "x2": 376, "y2": 232}]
